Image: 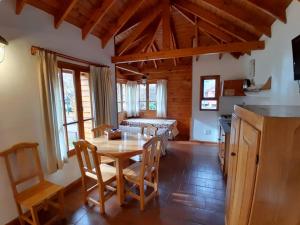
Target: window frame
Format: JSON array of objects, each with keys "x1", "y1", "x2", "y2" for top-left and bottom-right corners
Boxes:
[
  {"x1": 116, "y1": 81, "x2": 126, "y2": 112},
  {"x1": 58, "y1": 61, "x2": 93, "y2": 157},
  {"x1": 199, "y1": 75, "x2": 220, "y2": 111},
  {"x1": 138, "y1": 82, "x2": 157, "y2": 111}
]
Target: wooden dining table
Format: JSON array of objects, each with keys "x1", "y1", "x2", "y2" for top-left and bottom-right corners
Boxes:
[{"x1": 87, "y1": 132, "x2": 150, "y2": 205}]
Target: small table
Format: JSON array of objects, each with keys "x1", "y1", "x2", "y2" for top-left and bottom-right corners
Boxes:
[{"x1": 88, "y1": 133, "x2": 149, "y2": 205}]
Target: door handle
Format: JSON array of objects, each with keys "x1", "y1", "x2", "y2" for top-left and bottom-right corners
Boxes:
[{"x1": 231, "y1": 152, "x2": 237, "y2": 156}]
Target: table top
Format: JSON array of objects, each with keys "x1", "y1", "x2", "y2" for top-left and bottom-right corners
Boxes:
[{"x1": 87, "y1": 133, "x2": 150, "y2": 158}]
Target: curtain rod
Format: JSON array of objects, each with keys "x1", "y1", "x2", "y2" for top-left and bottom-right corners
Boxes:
[{"x1": 31, "y1": 46, "x2": 109, "y2": 68}]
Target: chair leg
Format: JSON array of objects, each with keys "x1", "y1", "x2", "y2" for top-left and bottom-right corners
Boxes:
[
  {"x1": 82, "y1": 177, "x2": 88, "y2": 205},
  {"x1": 30, "y1": 206, "x2": 40, "y2": 225},
  {"x1": 58, "y1": 190, "x2": 65, "y2": 219},
  {"x1": 139, "y1": 184, "x2": 145, "y2": 211},
  {"x1": 16, "y1": 204, "x2": 25, "y2": 225},
  {"x1": 99, "y1": 186, "x2": 105, "y2": 214}
]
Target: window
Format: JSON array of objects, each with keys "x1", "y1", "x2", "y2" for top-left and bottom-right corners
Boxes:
[
  {"x1": 139, "y1": 84, "x2": 147, "y2": 110},
  {"x1": 117, "y1": 82, "x2": 126, "y2": 112},
  {"x1": 138, "y1": 83, "x2": 157, "y2": 111},
  {"x1": 200, "y1": 75, "x2": 220, "y2": 111},
  {"x1": 58, "y1": 62, "x2": 93, "y2": 154}
]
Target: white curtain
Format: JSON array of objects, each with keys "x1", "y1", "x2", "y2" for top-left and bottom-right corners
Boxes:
[
  {"x1": 90, "y1": 66, "x2": 113, "y2": 126},
  {"x1": 126, "y1": 81, "x2": 139, "y2": 117},
  {"x1": 38, "y1": 51, "x2": 67, "y2": 173},
  {"x1": 156, "y1": 79, "x2": 167, "y2": 118}
]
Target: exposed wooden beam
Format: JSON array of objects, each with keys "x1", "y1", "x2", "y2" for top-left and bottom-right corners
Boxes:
[
  {"x1": 116, "y1": 64, "x2": 145, "y2": 75},
  {"x1": 172, "y1": 5, "x2": 195, "y2": 25},
  {"x1": 101, "y1": 0, "x2": 145, "y2": 48},
  {"x1": 162, "y1": 0, "x2": 171, "y2": 49},
  {"x1": 200, "y1": 0, "x2": 271, "y2": 37},
  {"x1": 174, "y1": 0, "x2": 258, "y2": 42},
  {"x1": 16, "y1": 0, "x2": 26, "y2": 15},
  {"x1": 112, "y1": 41, "x2": 265, "y2": 63},
  {"x1": 54, "y1": 0, "x2": 78, "y2": 29},
  {"x1": 118, "y1": 9, "x2": 162, "y2": 55},
  {"x1": 82, "y1": 0, "x2": 116, "y2": 40},
  {"x1": 247, "y1": 0, "x2": 287, "y2": 23}
]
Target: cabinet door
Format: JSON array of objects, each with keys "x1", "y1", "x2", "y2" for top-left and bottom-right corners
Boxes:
[
  {"x1": 227, "y1": 120, "x2": 260, "y2": 225},
  {"x1": 225, "y1": 114, "x2": 240, "y2": 225}
]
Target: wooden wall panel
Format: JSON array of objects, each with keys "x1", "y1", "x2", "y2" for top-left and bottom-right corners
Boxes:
[{"x1": 142, "y1": 65, "x2": 192, "y2": 140}]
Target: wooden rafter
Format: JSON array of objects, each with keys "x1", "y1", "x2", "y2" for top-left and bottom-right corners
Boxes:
[
  {"x1": 174, "y1": 0, "x2": 258, "y2": 42},
  {"x1": 247, "y1": 0, "x2": 288, "y2": 23},
  {"x1": 112, "y1": 41, "x2": 265, "y2": 63},
  {"x1": 200, "y1": 0, "x2": 271, "y2": 37},
  {"x1": 82, "y1": 0, "x2": 116, "y2": 40},
  {"x1": 118, "y1": 8, "x2": 162, "y2": 55},
  {"x1": 54, "y1": 0, "x2": 78, "y2": 29},
  {"x1": 170, "y1": 19, "x2": 178, "y2": 65},
  {"x1": 116, "y1": 64, "x2": 145, "y2": 75},
  {"x1": 16, "y1": 0, "x2": 26, "y2": 15},
  {"x1": 162, "y1": 0, "x2": 171, "y2": 50},
  {"x1": 101, "y1": 0, "x2": 145, "y2": 48}
]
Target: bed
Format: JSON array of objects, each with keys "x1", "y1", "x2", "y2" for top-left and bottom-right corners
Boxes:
[{"x1": 120, "y1": 118, "x2": 179, "y2": 140}]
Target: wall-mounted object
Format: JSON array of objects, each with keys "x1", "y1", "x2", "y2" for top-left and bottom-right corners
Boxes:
[
  {"x1": 0, "y1": 35, "x2": 8, "y2": 63},
  {"x1": 244, "y1": 76, "x2": 272, "y2": 93},
  {"x1": 222, "y1": 79, "x2": 245, "y2": 96},
  {"x1": 292, "y1": 34, "x2": 300, "y2": 81}
]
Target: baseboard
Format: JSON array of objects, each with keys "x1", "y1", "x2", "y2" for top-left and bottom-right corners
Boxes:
[{"x1": 5, "y1": 178, "x2": 81, "y2": 225}]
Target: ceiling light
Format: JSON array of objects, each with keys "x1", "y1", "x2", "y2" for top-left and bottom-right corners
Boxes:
[{"x1": 0, "y1": 35, "x2": 8, "y2": 63}]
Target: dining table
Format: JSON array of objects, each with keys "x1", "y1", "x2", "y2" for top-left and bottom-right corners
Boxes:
[{"x1": 87, "y1": 132, "x2": 150, "y2": 205}]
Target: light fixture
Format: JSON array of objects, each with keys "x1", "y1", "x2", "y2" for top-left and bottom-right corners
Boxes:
[
  {"x1": 141, "y1": 75, "x2": 147, "y2": 84},
  {"x1": 0, "y1": 35, "x2": 8, "y2": 63}
]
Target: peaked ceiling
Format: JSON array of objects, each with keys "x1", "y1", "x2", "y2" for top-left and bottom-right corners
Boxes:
[{"x1": 16, "y1": 0, "x2": 294, "y2": 73}]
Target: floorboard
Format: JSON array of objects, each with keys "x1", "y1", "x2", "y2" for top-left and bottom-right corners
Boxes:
[{"x1": 53, "y1": 141, "x2": 225, "y2": 225}]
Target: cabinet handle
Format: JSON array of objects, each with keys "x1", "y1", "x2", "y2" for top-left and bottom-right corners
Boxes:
[{"x1": 231, "y1": 152, "x2": 237, "y2": 156}]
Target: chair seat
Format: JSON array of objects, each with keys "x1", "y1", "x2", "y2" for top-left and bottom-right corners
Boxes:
[
  {"x1": 101, "y1": 156, "x2": 115, "y2": 164},
  {"x1": 86, "y1": 164, "x2": 116, "y2": 184},
  {"x1": 16, "y1": 181, "x2": 63, "y2": 209}
]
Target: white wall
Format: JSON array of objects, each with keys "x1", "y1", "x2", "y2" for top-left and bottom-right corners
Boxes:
[
  {"x1": 192, "y1": 0, "x2": 300, "y2": 142},
  {"x1": 0, "y1": 0, "x2": 116, "y2": 224}
]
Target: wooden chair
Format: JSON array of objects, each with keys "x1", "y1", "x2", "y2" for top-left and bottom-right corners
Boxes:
[
  {"x1": 91, "y1": 124, "x2": 115, "y2": 164},
  {"x1": 141, "y1": 125, "x2": 158, "y2": 136},
  {"x1": 123, "y1": 136, "x2": 162, "y2": 210},
  {"x1": 91, "y1": 124, "x2": 113, "y2": 138},
  {"x1": 74, "y1": 140, "x2": 116, "y2": 214},
  {"x1": 0, "y1": 143, "x2": 64, "y2": 225}
]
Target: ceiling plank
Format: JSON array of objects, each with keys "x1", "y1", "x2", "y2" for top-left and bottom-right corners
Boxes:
[
  {"x1": 82, "y1": 0, "x2": 116, "y2": 40},
  {"x1": 54, "y1": 0, "x2": 78, "y2": 29},
  {"x1": 101, "y1": 0, "x2": 145, "y2": 48},
  {"x1": 174, "y1": 0, "x2": 258, "y2": 42},
  {"x1": 112, "y1": 41, "x2": 265, "y2": 63},
  {"x1": 172, "y1": 5, "x2": 195, "y2": 25},
  {"x1": 246, "y1": 0, "x2": 287, "y2": 23},
  {"x1": 162, "y1": 0, "x2": 171, "y2": 49},
  {"x1": 200, "y1": 0, "x2": 271, "y2": 37},
  {"x1": 116, "y1": 64, "x2": 145, "y2": 75},
  {"x1": 118, "y1": 9, "x2": 162, "y2": 55},
  {"x1": 16, "y1": 0, "x2": 26, "y2": 15}
]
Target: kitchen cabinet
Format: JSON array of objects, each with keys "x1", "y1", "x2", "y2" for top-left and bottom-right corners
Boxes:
[
  {"x1": 226, "y1": 105, "x2": 300, "y2": 225},
  {"x1": 222, "y1": 79, "x2": 245, "y2": 96}
]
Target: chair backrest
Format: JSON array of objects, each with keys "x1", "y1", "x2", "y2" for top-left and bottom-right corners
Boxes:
[
  {"x1": 74, "y1": 140, "x2": 104, "y2": 185},
  {"x1": 140, "y1": 137, "x2": 161, "y2": 181},
  {"x1": 0, "y1": 143, "x2": 44, "y2": 196},
  {"x1": 142, "y1": 125, "x2": 158, "y2": 136},
  {"x1": 91, "y1": 124, "x2": 113, "y2": 138}
]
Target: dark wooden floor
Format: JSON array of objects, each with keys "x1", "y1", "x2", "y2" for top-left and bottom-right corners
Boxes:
[{"x1": 56, "y1": 141, "x2": 225, "y2": 225}]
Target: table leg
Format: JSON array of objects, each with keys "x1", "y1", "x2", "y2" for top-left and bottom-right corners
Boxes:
[{"x1": 116, "y1": 158, "x2": 125, "y2": 205}]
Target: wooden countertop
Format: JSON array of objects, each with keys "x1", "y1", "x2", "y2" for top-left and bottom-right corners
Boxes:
[{"x1": 235, "y1": 105, "x2": 300, "y2": 118}]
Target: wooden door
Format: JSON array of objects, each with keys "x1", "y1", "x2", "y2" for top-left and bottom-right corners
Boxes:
[
  {"x1": 227, "y1": 120, "x2": 260, "y2": 225},
  {"x1": 225, "y1": 114, "x2": 240, "y2": 225}
]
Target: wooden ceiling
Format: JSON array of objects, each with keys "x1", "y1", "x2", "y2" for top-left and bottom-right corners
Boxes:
[{"x1": 16, "y1": 0, "x2": 293, "y2": 74}]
